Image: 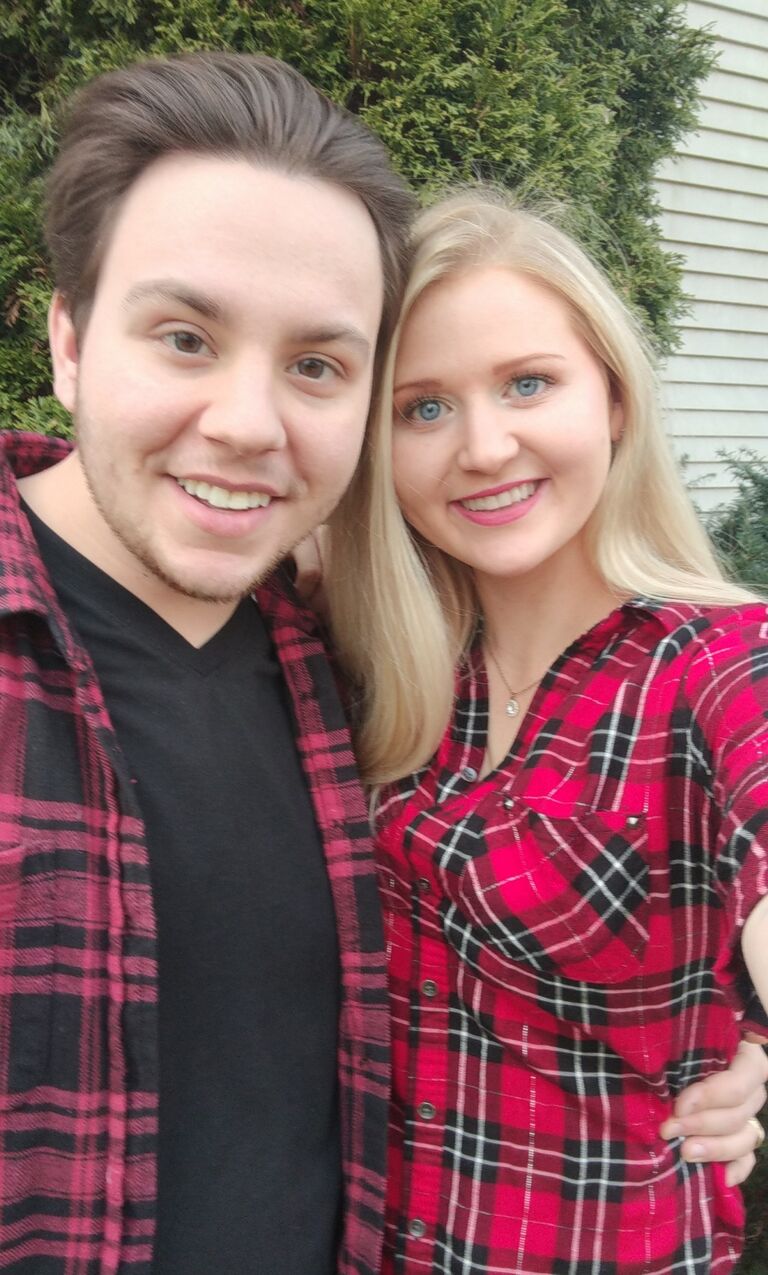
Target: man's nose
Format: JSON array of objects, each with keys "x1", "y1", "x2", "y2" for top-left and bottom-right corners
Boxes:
[{"x1": 198, "y1": 361, "x2": 287, "y2": 454}]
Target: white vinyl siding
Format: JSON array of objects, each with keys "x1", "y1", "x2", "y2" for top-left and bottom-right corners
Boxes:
[{"x1": 656, "y1": 0, "x2": 768, "y2": 513}]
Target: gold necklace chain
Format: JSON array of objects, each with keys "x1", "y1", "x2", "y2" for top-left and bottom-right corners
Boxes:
[{"x1": 484, "y1": 642, "x2": 546, "y2": 719}]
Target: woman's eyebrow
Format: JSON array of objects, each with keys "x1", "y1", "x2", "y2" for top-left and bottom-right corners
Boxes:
[
  {"x1": 490, "y1": 352, "x2": 566, "y2": 375},
  {"x1": 393, "y1": 377, "x2": 442, "y2": 395},
  {"x1": 395, "y1": 352, "x2": 566, "y2": 394}
]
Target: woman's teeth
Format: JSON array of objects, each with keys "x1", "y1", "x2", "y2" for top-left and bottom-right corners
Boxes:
[{"x1": 461, "y1": 481, "x2": 538, "y2": 511}]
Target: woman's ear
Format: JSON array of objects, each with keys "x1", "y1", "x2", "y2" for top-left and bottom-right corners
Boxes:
[
  {"x1": 610, "y1": 397, "x2": 625, "y2": 445},
  {"x1": 606, "y1": 371, "x2": 625, "y2": 447}
]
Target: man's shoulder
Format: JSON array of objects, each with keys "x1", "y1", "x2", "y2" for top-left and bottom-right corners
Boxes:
[
  {"x1": 0, "y1": 429, "x2": 72, "y2": 481},
  {"x1": 0, "y1": 431, "x2": 70, "y2": 620}
]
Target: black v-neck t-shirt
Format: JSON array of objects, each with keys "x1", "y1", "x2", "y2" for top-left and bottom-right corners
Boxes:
[{"x1": 26, "y1": 505, "x2": 342, "y2": 1274}]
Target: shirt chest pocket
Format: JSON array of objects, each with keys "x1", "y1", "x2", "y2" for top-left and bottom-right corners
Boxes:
[
  {"x1": 0, "y1": 841, "x2": 101, "y2": 1101},
  {"x1": 453, "y1": 807, "x2": 650, "y2": 984}
]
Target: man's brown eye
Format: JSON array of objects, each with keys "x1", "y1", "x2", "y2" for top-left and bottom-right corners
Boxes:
[
  {"x1": 296, "y1": 358, "x2": 328, "y2": 379},
  {"x1": 172, "y1": 331, "x2": 203, "y2": 354}
]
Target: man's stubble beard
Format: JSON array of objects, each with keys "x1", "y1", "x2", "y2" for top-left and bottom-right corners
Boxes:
[{"x1": 75, "y1": 413, "x2": 307, "y2": 605}]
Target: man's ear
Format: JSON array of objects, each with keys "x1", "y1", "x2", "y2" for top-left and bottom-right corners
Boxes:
[{"x1": 48, "y1": 291, "x2": 80, "y2": 413}]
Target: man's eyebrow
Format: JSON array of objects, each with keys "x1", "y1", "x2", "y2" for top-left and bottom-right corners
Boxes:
[
  {"x1": 299, "y1": 325, "x2": 372, "y2": 358},
  {"x1": 123, "y1": 280, "x2": 224, "y2": 322},
  {"x1": 122, "y1": 288, "x2": 372, "y2": 356}
]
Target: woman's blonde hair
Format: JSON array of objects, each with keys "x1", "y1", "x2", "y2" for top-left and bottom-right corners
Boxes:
[{"x1": 327, "y1": 186, "x2": 757, "y2": 786}]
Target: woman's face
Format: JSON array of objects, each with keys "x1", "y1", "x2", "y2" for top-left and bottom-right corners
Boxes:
[{"x1": 391, "y1": 265, "x2": 624, "y2": 591}]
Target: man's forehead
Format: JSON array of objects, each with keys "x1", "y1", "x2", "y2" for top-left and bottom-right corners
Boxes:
[
  {"x1": 107, "y1": 154, "x2": 379, "y2": 256},
  {"x1": 92, "y1": 157, "x2": 383, "y2": 326}
]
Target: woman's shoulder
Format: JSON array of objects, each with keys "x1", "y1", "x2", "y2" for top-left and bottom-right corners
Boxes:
[
  {"x1": 627, "y1": 595, "x2": 768, "y2": 643},
  {"x1": 615, "y1": 597, "x2": 768, "y2": 692}
]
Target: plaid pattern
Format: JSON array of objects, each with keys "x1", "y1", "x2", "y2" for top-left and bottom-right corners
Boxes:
[
  {"x1": 0, "y1": 431, "x2": 388, "y2": 1274},
  {"x1": 376, "y1": 598, "x2": 768, "y2": 1274}
]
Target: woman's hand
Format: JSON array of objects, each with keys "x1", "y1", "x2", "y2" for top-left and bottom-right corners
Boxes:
[{"x1": 659, "y1": 1040, "x2": 767, "y2": 1185}]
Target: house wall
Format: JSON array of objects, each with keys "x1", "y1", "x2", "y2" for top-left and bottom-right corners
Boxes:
[{"x1": 656, "y1": 0, "x2": 768, "y2": 513}]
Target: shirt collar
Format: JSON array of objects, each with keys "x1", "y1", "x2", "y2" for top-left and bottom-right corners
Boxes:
[
  {"x1": 616, "y1": 594, "x2": 708, "y2": 637},
  {"x1": 467, "y1": 594, "x2": 691, "y2": 678},
  {"x1": 542, "y1": 594, "x2": 701, "y2": 652},
  {"x1": 0, "y1": 430, "x2": 72, "y2": 622}
]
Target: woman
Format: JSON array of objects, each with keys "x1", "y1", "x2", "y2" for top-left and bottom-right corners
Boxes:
[{"x1": 327, "y1": 189, "x2": 768, "y2": 1272}]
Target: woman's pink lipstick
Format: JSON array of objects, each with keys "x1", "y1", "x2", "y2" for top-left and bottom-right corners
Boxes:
[{"x1": 451, "y1": 479, "x2": 544, "y2": 526}]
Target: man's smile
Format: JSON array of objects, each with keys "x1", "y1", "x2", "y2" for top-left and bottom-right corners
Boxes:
[{"x1": 176, "y1": 477, "x2": 274, "y2": 511}]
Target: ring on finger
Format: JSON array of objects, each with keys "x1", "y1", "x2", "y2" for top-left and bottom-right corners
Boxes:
[{"x1": 747, "y1": 1117, "x2": 766, "y2": 1151}]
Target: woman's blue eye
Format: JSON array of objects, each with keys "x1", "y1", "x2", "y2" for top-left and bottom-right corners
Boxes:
[
  {"x1": 515, "y1": 376, "x2": 545, "y2": 398},
  {"x1": 408, "y1": 398, "x2": 443, "y2": 423}
]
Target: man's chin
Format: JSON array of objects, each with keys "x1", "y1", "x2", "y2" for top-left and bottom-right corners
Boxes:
[
  {"x1": 156, "y1": 567, "x2": 275, "y2": 605},
  {"x1": 150, "y1": 548, "x2": 287, "y2": 605},
  {"x1": 80, "y1": 468, "x2": 297, "y2": 606}
]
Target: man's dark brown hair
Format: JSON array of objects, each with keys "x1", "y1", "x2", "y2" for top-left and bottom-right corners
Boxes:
[{"x1": 44, "y1": 51, "x2": 415, "y2": 348}]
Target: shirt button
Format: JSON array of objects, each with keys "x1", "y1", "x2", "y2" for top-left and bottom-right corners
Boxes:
[
  {"x1": 462, "y1": 765, "x2": 478, "y2": 781},
  {"x1": 626, "y1": 814, "x2": 641, "y2": 828},
  {"x1": 502, "y1": 797, "x2": 514, "y2": 811},
  {"x1": 416, "y1": 877, "x2": 431, "y2": 893},
  {"x1": 421, "y1": 979, "x2": 439, "y2": 998},
  {"x1": 408, "y1": 1218, "x2": 427, "y2": 1239},
  {"x1": 418, "y1": 1101, "x2": 437, "y2": 1121}
]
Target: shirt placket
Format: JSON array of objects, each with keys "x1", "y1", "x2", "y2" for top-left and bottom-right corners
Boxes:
[
  {"x1": 398, "y1": 843, "x2": 452, "y2": 1265},
  {"x1": 394, "y1": 760, "x2": 489, "y2": 1267}
]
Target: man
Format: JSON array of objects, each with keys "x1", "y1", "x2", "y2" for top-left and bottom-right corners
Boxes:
[
  {"x1": 0, "y1": 52, "x2": 412, "y2": 1275},
  {"x1": 0, "y1": 49, "x2": 763, "y2": 1275}
]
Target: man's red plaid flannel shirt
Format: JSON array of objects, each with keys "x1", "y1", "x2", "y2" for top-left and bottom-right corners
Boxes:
[
  {"x1": 0, "y1": 431, "x2": 388, "y2": 1274},
  {"x1": 376, "y1": 598, "x2": 768, "y2": 1274}
]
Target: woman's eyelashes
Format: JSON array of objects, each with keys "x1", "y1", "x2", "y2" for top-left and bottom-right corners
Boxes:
[
  {"x1": 397, "y1": 372, "x2": 555, "y2": 426},
  {"x1": 398, "y1": 395, "x2": 449, "y2": 425},
  {"x1": 506, "y1": 372, "x2": 552, "y2": 400}
]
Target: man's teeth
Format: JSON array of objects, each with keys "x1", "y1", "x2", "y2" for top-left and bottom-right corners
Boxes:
[
  {"x1": 177, "y1": 478, "x2": 272, "y2": 510},
  {"x1": 462, "y1": 481, "x2": 538, "y2": 511}
]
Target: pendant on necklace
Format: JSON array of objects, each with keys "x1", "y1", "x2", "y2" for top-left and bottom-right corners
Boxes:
[{"x1": 506, "y1": 697, "x2": 520, "y2": 717}]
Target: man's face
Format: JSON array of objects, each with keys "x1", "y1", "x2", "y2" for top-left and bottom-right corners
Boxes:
[{"x1": 49, "y1": 154, "x2": 384, "y2": 609}]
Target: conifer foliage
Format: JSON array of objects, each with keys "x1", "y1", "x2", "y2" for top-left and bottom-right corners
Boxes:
[{"x1": 1, "y1": 0, "x2": 714, "y2": 431}]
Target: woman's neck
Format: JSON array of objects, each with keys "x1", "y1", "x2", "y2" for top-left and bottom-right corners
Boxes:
[{"x1": 475, "y1": 551, "x2": 622, "y2": 682}]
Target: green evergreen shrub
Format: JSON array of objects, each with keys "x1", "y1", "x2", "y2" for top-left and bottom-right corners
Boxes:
[
  {"x1": 709, "y1": 453, "x2": 768, "y2": 595},
  {"x1": 1, "y1": 0, "x2": 714, "y2": 434}
]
